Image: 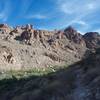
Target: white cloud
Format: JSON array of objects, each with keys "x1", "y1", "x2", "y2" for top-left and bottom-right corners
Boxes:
[
  {"x1": 76, "y1": 21, "x2": 87, "y2": 26},
  {"x1": 60, "y1": 3, "x2": 73, "y2": 14},
  {"x1": 0, "y1": 0, "x2": 11, "y2": 22},
  {"x1": 0, "y1": 13, "x2": 8, "y2": 22},
  {"x1": 87, "y1": 3, "x2": 95, "y2": 10},
  {"x1": 26, "y1": 14, "x2": 47, "y2": 19},
  {"x1": 54, "y1": 0, "x2": 100, "y2": 31},
  {"x1": 60, "y1": 18, "x2": 88, "y2": 28},
  {"x1": 72, "y1": 20, "x2": 88, "y2": 26},
  {"x1": 19, "y1": 0, "x2": 34, "y2": 15},
  {"x1": 93, "y1": 29, "x2": 100, "y2": 33},
  {"x1": 57, "y1": 0, "x2": 99, "y2": 15},
  {"x1": 57, "y1": 0, "x2": 100, "y2": 18}
]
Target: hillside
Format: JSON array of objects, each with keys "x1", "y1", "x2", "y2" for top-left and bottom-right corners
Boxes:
[
  {"x1": 0, "y1": 24, "x2": 100, "y2": 71},
  {"x1": 0, "y1": 48, "x2": 100, "y2": 100}
]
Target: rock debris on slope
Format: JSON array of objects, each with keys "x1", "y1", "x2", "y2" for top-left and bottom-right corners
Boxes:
[{"x1": 0, "y1": 24, "x2": 99, "y2": 71}]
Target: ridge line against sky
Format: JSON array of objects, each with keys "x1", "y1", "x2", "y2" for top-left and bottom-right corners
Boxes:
[{"x1": 0, "y1": 0, "x2": 100, "y2": 33}]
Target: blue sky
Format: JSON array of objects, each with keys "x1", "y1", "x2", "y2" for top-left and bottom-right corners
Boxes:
[{"x1": 0, "y1": 0, "x2": 100, "y2": 33}]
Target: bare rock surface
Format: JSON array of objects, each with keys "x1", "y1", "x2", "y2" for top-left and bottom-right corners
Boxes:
[
  {"x1": 0, "y1": 24, "x2": 99, "y2": 71},
  {"x1": 83, "y1": 32, "x2": 100, "y2": 49}
]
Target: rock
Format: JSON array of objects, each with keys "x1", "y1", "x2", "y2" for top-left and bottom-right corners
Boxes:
[
  {"x1": 44, "y1": 52, "x2": 60, "y2": 61},
  {"x1": 20, "y1": 30, "x2": 32, "y2": 44},
  {"x1": 0, "y1": 23, "x2": 99, "y2": 71},
  {"x1": 83, "y1": 32, "x2": 100, "y2": 49},
  {"x1": 64, "y1": 26, "x2": 84, "y2": 44},
  {"x1": 56, "y1": 31, "x2": 64, "y2": 39},
  {"x1": 32, "y1": 30, "x2": 39, "y2": 40},
  {"x1": 3, "y1": 53, "x2": 14, "y2": 63},
  {"x1": 1, "y1": 48, "x2": 100, "y2": 100},
  {"x1": 0, "y1": 24, "x2": 8, "y2": 29},
  {"x1": 0, "y1": 24, "x2": 11, "y2": 33},
  {"x1": 26, "y1": 24, "x2": 33, "y2": 30},
  {"x1": 65, "y1": 44, "x2": 76, "y2": 51}
]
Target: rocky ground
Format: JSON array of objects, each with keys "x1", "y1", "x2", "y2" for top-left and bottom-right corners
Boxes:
[
  {"x1": 0, "y1": 48, "x2": 100, "y2": 100},
  {"x1": 0, "y1": 24, "x2": 100, "y2": 100},
  {"x1": 0, "y1": 24, "x2": 100, "y2": 71}
]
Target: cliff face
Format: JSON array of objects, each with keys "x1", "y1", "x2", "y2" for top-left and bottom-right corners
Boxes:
[
  {"x1": 0, "y1": 24, "x2": 85, "y2": 71},
  {"x1": 0, "y1": 24, "x2": 100, "y2": 100},
  {"x1": 0, "y1": 48, "x2": 100, "y2": 100},
  {"x1": 0, "y1": 24, "x2": 99, "y2": 71}
]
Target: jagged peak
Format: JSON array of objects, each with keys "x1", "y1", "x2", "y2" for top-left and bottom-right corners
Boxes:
[
  {"x1": 0, "y1": 24, "x2": 9, "y2": 28},
  {"x1": 64, "y1": 26, "x2": 77, "y2": 33},
  {"x1": 84, "y1": 32, "x2": 100, "y2": 38}
]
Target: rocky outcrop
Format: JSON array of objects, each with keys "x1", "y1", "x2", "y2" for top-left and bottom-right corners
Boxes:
[
  {"x1": 0, "y1": 24, "x2": 9, "y2": 29},
  {"x1": 20, "y1": 30, "x2": 32, "y2": 45},
  {"x1": 0, "y1": 24, "x2": 11, "y2": 33},
  {"x1": 0, "y1": 24, "x2": 99, "y2": 71},
  {"x1": 0, "y1": 24, "x2": 100, "y2": 99},
  {"x1": 64, "y1": 26, "x2": 83, "y2": 44},
  {"x1": 83, "y1": 32, "x2": 100, "y2": 49}
]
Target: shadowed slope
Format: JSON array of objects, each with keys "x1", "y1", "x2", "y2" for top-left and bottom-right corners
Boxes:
[{"x1": 0, "y1": 48, "x2": 100, "y2": 100}]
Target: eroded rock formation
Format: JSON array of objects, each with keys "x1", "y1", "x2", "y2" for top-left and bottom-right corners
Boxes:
[
  {"x1": 0, "y1": 24, "x2": 99, "y2": 71},
  {"x1": 83, "y1": 32, "x2": 100, "y2": 49}
]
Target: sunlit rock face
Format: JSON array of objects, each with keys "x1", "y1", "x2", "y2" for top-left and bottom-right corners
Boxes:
[
  {"x1": 0, "y1": 24, "x2": 100, "y2": 100},
  {"x1": 0, "y1": 24, "x2": 12, "y2": 33},
  {"x1": 0, "y1": 24, "x2": 99, "y2": 71}
]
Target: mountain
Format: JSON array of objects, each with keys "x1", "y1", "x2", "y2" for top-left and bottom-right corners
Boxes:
[
  {"x1": 0, "y1": 47, "x2": 100, "y2": 100},
  {"x1": 83, "y1": 32, "x2": 100, "y2": 49},
  {"x1": 0, "y1": 24, "x2": 99, "y2": 71},
  {"x1": 0, "y1": 24, "x2": 100, "y2": 100}
]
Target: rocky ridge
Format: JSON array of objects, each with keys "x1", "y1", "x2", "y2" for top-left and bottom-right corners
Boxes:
[{"x1": 0, "y1": 24, "x2": 99, "y2": 71}]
